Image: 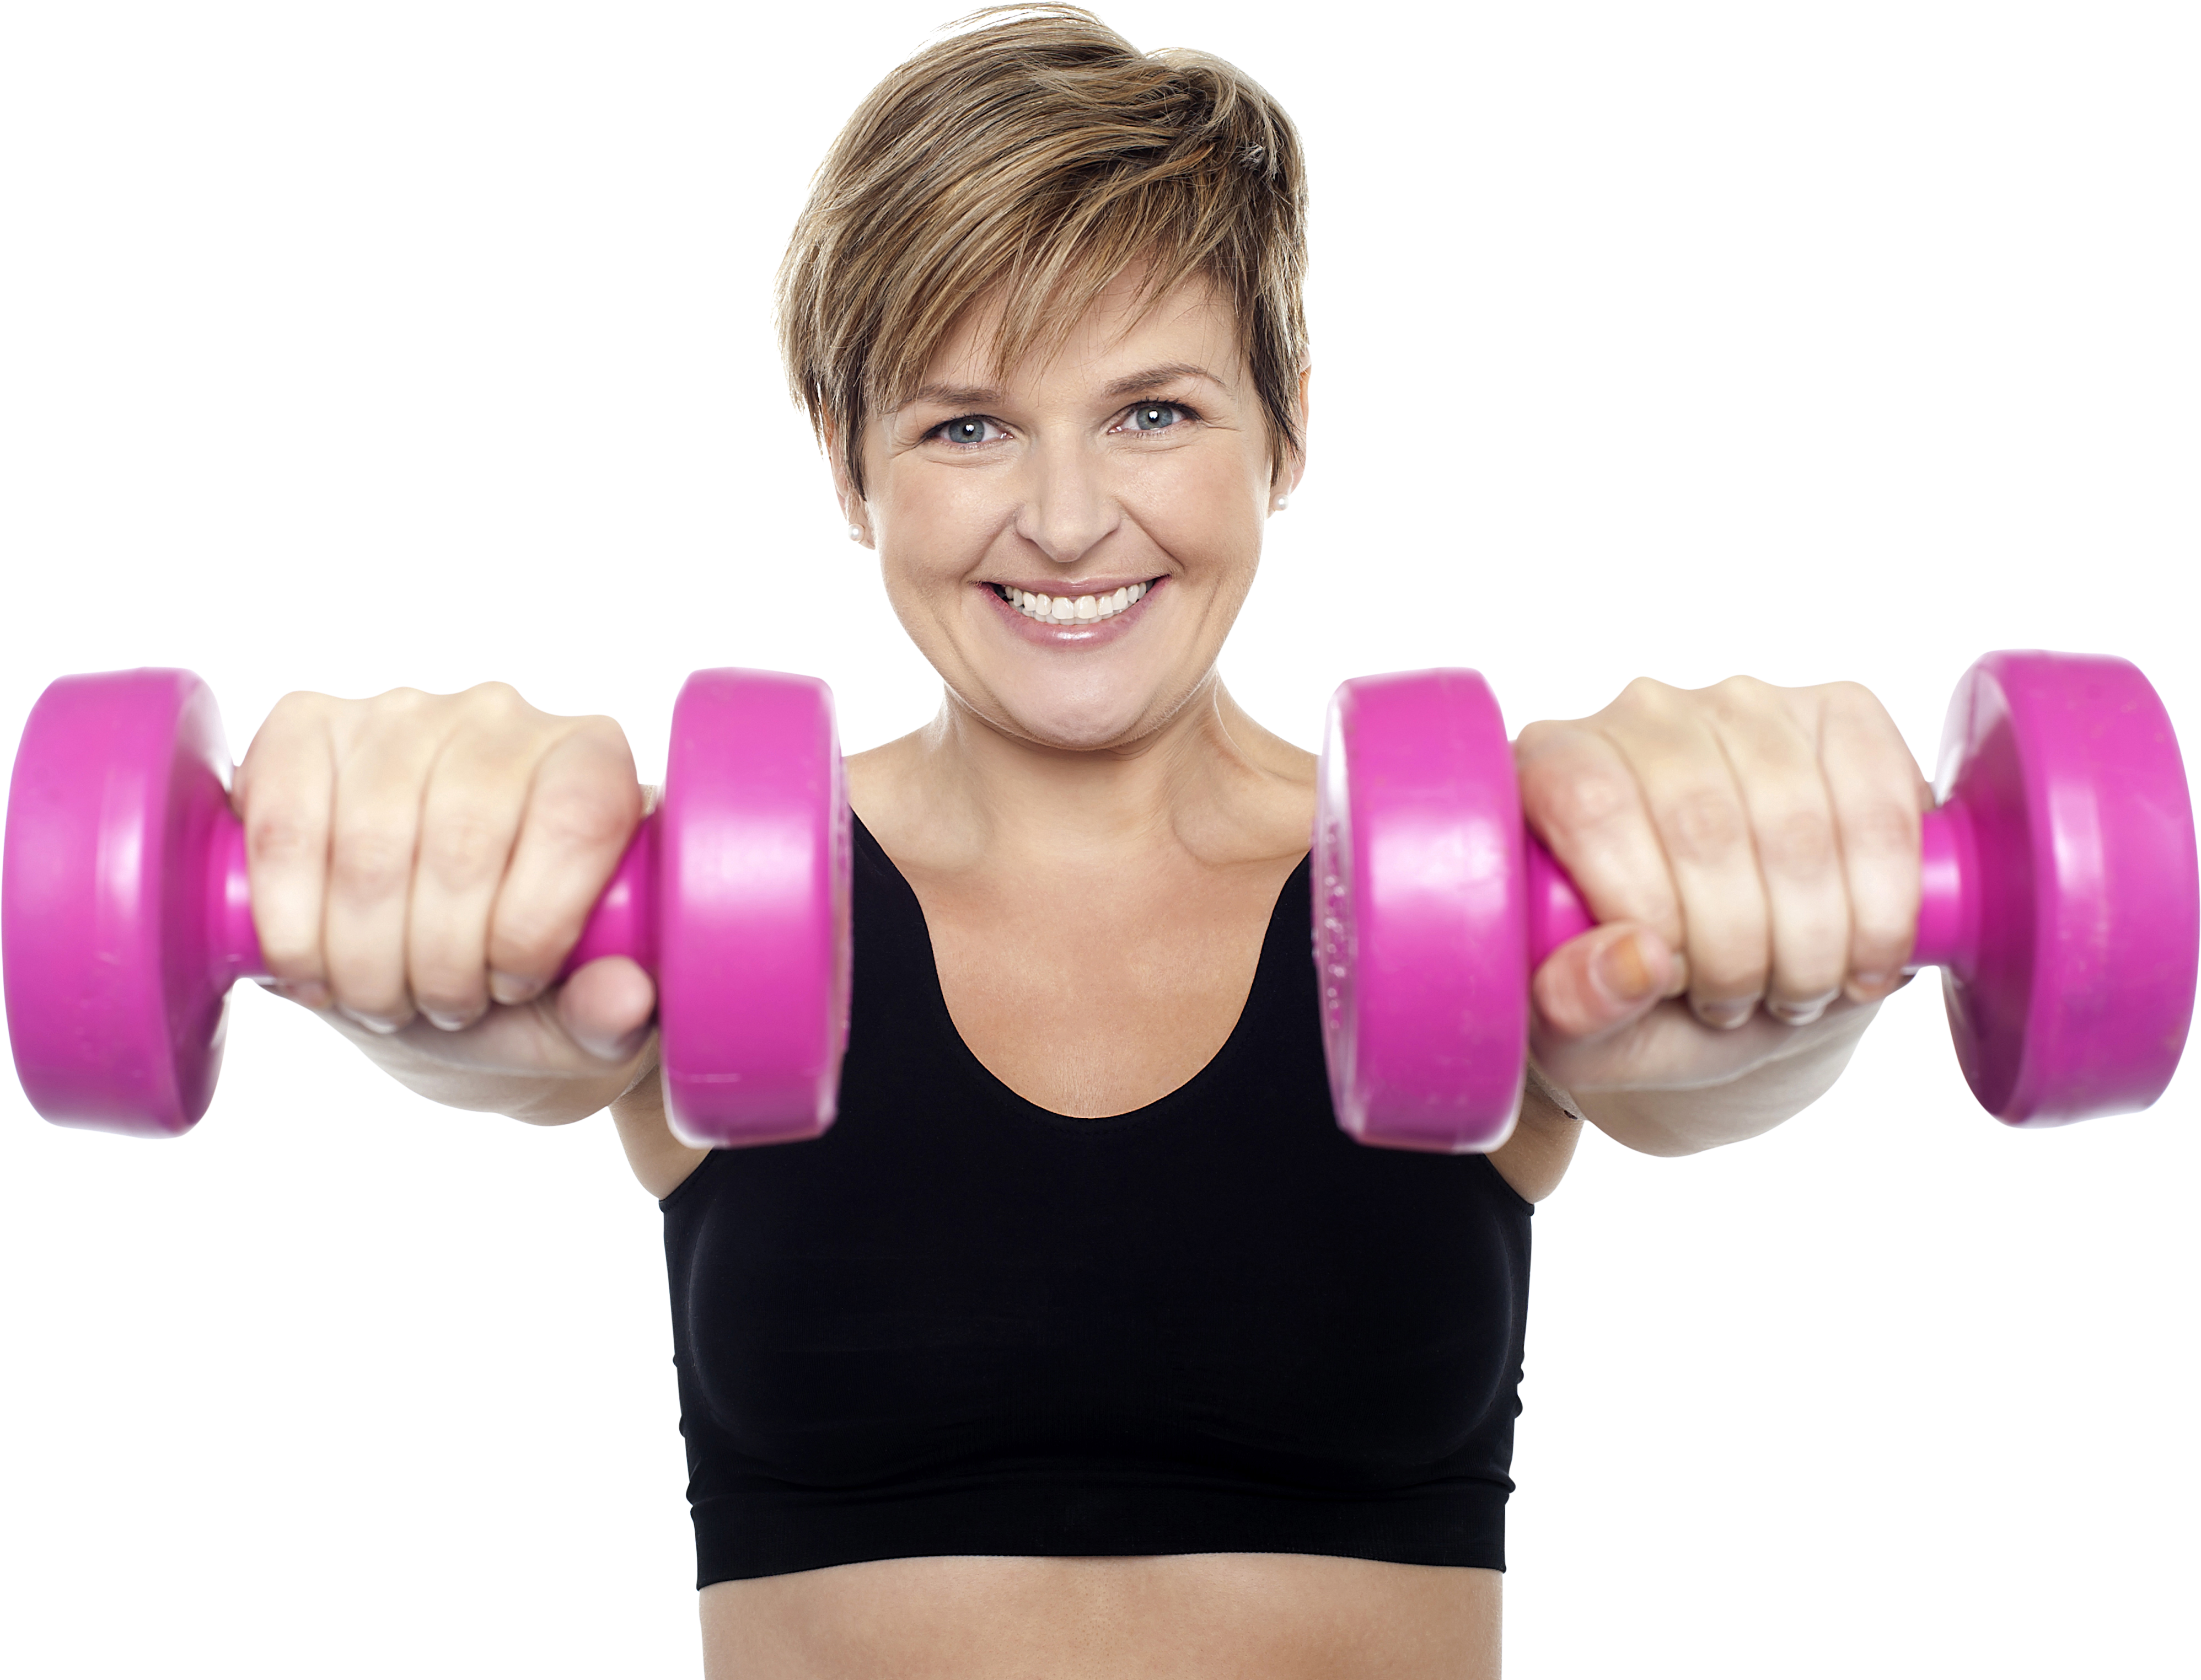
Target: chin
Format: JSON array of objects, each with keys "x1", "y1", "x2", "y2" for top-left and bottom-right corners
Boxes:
[
  {"x1": 987, "y1": 680, "x2": 1168, "y2": 753},
  {"x1": 1013, "y1": 704, "x2": 1153, "y2": 753}
]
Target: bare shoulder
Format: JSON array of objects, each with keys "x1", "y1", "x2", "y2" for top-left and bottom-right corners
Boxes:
[
  {"x1": 1488, "y1": 1080, "x2": 1582, "y2": 1203},
  {"x1": 609, "y1": 1051, "x2": 708, "y2": 1200}
]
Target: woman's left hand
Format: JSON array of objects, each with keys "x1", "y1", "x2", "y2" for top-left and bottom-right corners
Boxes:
[{"x1": 1514, "y1": 674, "x2": 1930, "y2": 1145}]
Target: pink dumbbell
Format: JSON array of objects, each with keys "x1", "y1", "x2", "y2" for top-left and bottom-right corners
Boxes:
[
  {"x1": 10, "y1": 653, "x2": 2195, "y2": 1155},
  {"x1": 3, "y1": 667, "x2": 851, "y2": 1144},
  {"x1": 1317, "y1": 651, "x2": 2199, "y2": 1151}
]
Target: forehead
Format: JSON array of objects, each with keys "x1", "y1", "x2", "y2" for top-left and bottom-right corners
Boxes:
[{"x1": 913, "y1": 268, "x2": 1246, "y2": 399}]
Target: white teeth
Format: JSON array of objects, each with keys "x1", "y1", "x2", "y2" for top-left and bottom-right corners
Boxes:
[{"x1": 1001, "y1": 581, "x2": 1153, "y2": 623}]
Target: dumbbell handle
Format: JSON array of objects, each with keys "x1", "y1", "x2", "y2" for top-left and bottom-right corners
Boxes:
[
  {"x1": 1522, "y1": 807, "x2": 1974, "y2": 975},
  {"x1": 201, "y1": 811, "x2": 663, "y2": 989},
  {"x1": 204, "y1": 793, "x2": 1975, "y2": 997}
]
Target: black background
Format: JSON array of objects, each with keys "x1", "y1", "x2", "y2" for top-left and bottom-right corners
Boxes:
[{"x1": 13, "y1": 3, "x2": 2183, "y2": 1680}]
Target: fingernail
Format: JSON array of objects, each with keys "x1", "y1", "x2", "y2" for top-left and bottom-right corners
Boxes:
[
  {"x1": 489, "y1": 970, "x2": 542, "y2": 1006},
  {"x1": 1663, "y1": 952, "x2": 1690, "y2": 999},
  {"x1": 1846, "y1": 970, "x2": 1910, "y2": 1004},
  {"x1": 1592, "y1": 933, "x2": 1658, "y2": 1003},
  {"x1": 1692, "y1": 996, "x2": 1756, "y2": 1030},
  {"x1": 260, "y1": 979, "x2": 332, "y2": 1011},
  {"x1": 421, "y1": 1007, "x2": 475, "y2": 1032},
  {"x1": 570, "y1": 1025, "x2": 646, "y2": 1064},
  {"x1": 338, "y1": 1005, "x2": 410, "y2": 1035},
  {"x1": 1767, "y1": 989, "x2": 1840, "y2": 1027}
]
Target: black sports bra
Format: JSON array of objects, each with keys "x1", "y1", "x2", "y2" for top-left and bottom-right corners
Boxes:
[{"x1": 661, "y1": 815, "x2": 1532, "y2": 1585}]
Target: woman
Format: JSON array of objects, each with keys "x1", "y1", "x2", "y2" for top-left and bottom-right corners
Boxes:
[{"x1": 233, "y1": 9, "x2": 1924, "y2": 1673}]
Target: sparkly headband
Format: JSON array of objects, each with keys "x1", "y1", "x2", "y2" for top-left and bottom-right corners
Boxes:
[{"x1": 902, "y1": 8, "x2": 1083, "y2": 63}]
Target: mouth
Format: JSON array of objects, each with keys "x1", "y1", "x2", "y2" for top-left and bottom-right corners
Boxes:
[{"x1": 986, "y1": 578, "x2": 1158, "y2": 625}]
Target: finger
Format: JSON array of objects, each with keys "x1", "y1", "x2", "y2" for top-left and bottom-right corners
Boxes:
[
  {"x1": 234, "y1": 695, "x2": 339, "y2": 1009},
  {"x1": 406, "y1": 701, "x2": 535, "y2": 1029},
  {"x1": 1516, "y1": 712, "x2": 1687, "y2": 989},
  {"x1": 1606, "y1": 684, "x2": 1767, "y2": 1027},
  {"x1": 486, "y1": 719, "x2": 642, "y2": 1001},
  {"x1": 1535, "y1": 989, "x2": 1876, "y2": 1092},
  {"x1": 1709, "y1": 679, "x2": 1850, "y2": 1027},
  {"x1": 323, "y1": 690, "x2": 443, "y2": 1030},
  {"x1": 556, "y1": 956, "x2": 658, "y2": 1063},
  {"x1": 1816, "y1": 681, "x2": 1928, "y2": 1001},
  {"x1": 1530, "y1": 922, "x2": 1679, "y2": 1044},
  {"x1": 310, "y1": 988, "x2": 656, "y2": 1083}
]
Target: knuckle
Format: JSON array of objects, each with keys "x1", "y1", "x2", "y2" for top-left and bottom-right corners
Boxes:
[
  {"x1": 1535, "y1": 764, "x2": 1635, "y2": 838},
  {"x1": 573, "y1": 713, "x2": 635, "y2": 758},
  {"x1": 1772, "y1": 934, "x2": 1849, "y2": 996},
  {"x1": 245, "y1": 808, "x2": 323, "y2": 868},
  {"x1": 266, "y1": 689, "x2": 337, "y2": 727},
  {"x1": 529, "y1": 779, "x2": 639, "y2": 854},
  {"x1": 462, "y1": 680, "x2": 532, "y2": 724},
  {"x1": 1709, "y1": 672, "x2": 1766, "y2": 701},
  {"x1": 487, "y1": 905, "x2": 567, "y2": 975},
  {"x1": 1846, "y1": 799, "x2": 1919, "y2": 857},
  {"x1": 408, "y1": 956, "x2": 484, "y2": 1017},
  {"x1": 1662, "y1": 788, "x2": 1749, "y2": 865},
  {"x1": 1707, "y1": 673, "x2": 1780, "y2": 725},
  {"x1": 1756, "y1": 806, "x2": 1838, "y2": 878},
  {"x1": 1850, "y1": 895, "x2": 1917, "y2": 957},
  {"x1": 367, "y1": 685, "x2": 432, "y2": 721},
  {"x1": 1853, "y1": 930, "x2": 1914, "y2": 975},
  {"x1": 1612, "y1": 675, "x2": 1679, "y2": 720},
  {"x1": 1822, "y1": 678, "x2": 1884, "y2": 717},
  {"x1": 329, "y1": 824, "x2": 415, "y2": 900},
  {"x1": 418, "y1": 809, "x2": 512, "y2": 889},
  {"x1": 1691, "y1": 960, "x2": 1767, "y2": 1003}
]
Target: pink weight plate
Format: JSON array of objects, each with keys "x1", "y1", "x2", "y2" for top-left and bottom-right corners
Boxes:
[
  {"x1": 1935, "y1": 650, "x2": 2197, "y2": 1124},
  {"x1": 4, "y1": 669, "x2": 250, "y2": 1136},
  {"x1": 654, "y1": 669, "x2": 852, "y2": 1148},
  {"x1": 1315, "y1": 670, "x2": 1529, "y2": 1152}
]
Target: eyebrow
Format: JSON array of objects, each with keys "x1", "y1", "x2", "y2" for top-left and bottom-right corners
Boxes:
[{"x1": 897, "y1": 362, "x2": 1228, "y2": 415}]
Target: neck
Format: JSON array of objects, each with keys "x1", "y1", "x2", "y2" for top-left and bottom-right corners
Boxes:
[{"x1": 852, "y1": 671, "x2": 1314, "y2": 876}]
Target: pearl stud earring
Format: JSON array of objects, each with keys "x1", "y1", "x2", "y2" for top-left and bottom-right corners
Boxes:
[
  {"x1": 1273, "y1": 495, "x2": 1289, "y2": 511},
  {"x1": 848, "y1": 525, "x2": 863, "y2": 542}
]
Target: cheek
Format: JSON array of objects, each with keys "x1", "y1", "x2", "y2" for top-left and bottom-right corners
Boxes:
[{"x1": 1136, "y1": 451, "x2": 1266, "y2": 572}]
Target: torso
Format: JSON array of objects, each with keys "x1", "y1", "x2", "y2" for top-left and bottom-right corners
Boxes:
[
  {"x1": 615, "y1": 720, "x2": 1572, "y2": 1680},
  {"x1": 698, "y1": 1552, "x2": 1499, "y2": 1678}
]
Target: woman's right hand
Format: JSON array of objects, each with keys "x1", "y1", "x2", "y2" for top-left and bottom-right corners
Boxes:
[{"x1": 231, "y1": 682, "x2": 658, "y2": 1120}]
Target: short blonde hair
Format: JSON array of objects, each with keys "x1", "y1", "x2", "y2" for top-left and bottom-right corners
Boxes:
[{"x1": 777, "y1": 4, "x2": 1309, "y2": 497}]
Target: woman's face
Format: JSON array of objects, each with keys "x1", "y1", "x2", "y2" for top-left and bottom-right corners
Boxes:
[{"x1": 847, "y1": 269, "x2": 1302, "y2": 753}]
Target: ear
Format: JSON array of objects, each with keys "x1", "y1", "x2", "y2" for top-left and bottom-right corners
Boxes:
[
  {"x1": 1275, "y1": 362, "x2": 1312, "y2": 505},
  {"x1": 823, "y1": 412, "x2": 872, "y2": 546}
]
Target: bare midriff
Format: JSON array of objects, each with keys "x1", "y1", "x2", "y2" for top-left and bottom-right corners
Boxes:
[{"x1": 698, "y1": 1553, "x2": 1500, "y2": 1678}]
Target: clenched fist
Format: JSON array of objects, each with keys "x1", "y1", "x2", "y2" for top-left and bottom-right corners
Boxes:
[
  {"x1": 233, "y1": 682, "x2": 658, "y2": 1118},
  {"x1": 1517, "y1": 674, "x2": 1929, "y2": 1148}
]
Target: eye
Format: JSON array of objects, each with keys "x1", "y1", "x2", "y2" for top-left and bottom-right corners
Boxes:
[
  {"x1": 1124, "y1": 402, "x2": 1188, "y2": 433},
  {"x1": 924, "y1": 394, "x2": 1215, "y2": 447},
  {"x1": 932, "y1": 415, "x2": 1005, "y2": 447}
]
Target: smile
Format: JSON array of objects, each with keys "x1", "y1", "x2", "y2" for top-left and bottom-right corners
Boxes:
[{"x1": 989, "y1": 581, "x2": 1152, "y2": 624}]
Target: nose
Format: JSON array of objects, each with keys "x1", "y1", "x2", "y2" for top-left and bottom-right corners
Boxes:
[{"x1": 1013, "y1": 438, "x2": 1121, "y2": 567}]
